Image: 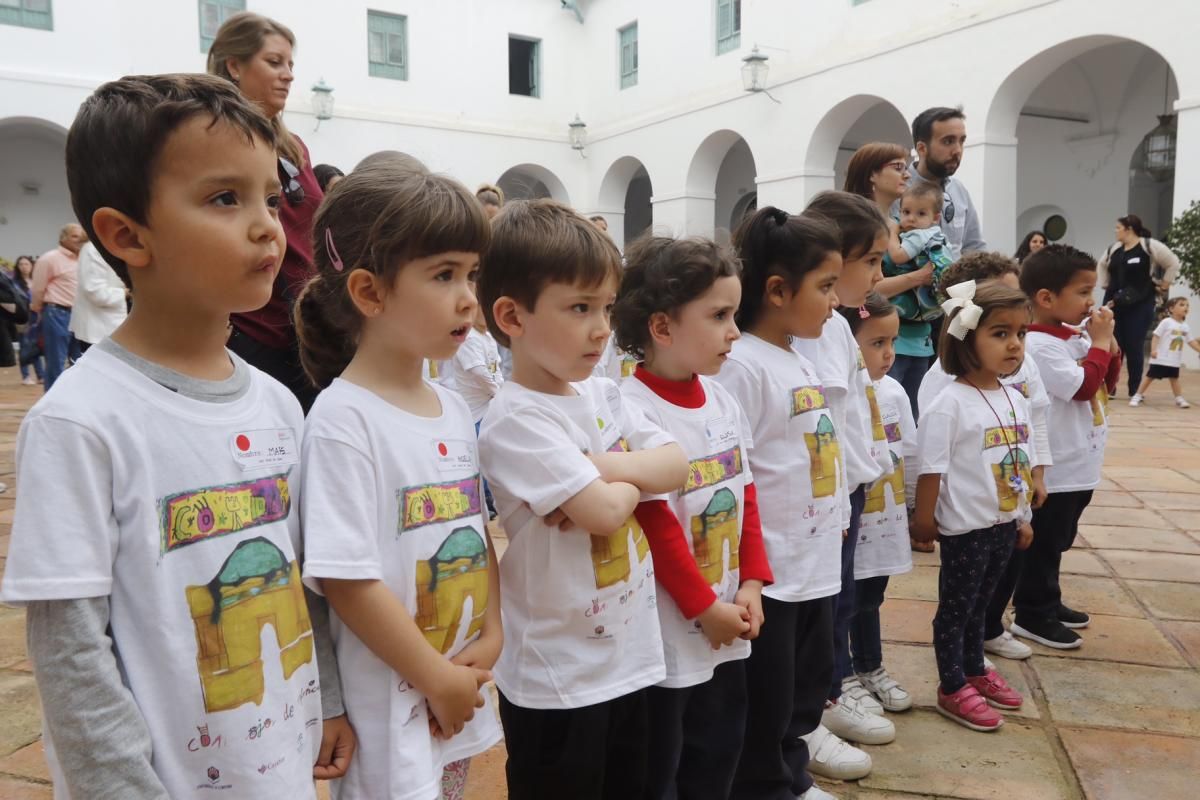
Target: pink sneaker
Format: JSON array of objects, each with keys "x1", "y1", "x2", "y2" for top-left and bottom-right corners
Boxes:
[
  {"x1": 936, "y1": 684, "x2": 1003, "y2": 731},
  {"x1": 967, "y1": 669, "x2": 1023, "y2": 710}
]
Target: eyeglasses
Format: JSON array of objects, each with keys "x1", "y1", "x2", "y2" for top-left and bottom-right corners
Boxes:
[
  {"x1": 278, "y1": 157, "x2": 305, "y2": 207},
  {"x1": 885, "y1": 161, "x2": 908, "y2": 173}
]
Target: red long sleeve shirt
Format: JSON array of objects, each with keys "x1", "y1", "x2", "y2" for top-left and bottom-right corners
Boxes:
[{"x1": 1028, "y1": 323, "x2": 1122, "y2": 400}]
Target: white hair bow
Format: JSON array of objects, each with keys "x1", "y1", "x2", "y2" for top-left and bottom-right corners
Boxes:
[{"x1": 942, "y1": 280, "x2": 983, "y2": 340}]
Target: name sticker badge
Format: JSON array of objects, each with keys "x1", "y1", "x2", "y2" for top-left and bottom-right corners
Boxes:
[
  {"x1": 433, "y1": 439, "x2": 475, "y2": 473},
  {"x1": 704, "y1": 415, "x2": 738, "y2": 449},
  {"x1": 230, "y1": 428, "x2": 298, "y2": 471}
]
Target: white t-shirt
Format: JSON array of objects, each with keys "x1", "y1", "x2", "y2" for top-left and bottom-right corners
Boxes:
[
  {"x1": 0, "y1": 349, "x2": 322, "y2": 799},
  {"x1": 917, "y1": 382, "x2": 1037, "y2": 535},
  {"x1": 1025, "y1": 330, "x2": 1109, "y2": 493},
  {"x1": 450, "y1": 328, "x2": 504, "y2": 422},
  {"x1": 301, "y1": 380, "x2": 501, "y2": 800},
  {"x1": 592, "y1": 338, "x2": 638, "y2": 382},
  {"x1": 717, "y1": 334, "x2": 843, "y2": 602},
  {"x1": 478, "y1": 378, "x2": 672, "y2": 709},
  {"x1": 918, "y1": 355, "x2": 1053, "y2": 468},
  {"x1": 425, "y1": 359, "x2": 457, "y2": 392},
  {"x1": 622, "y1": 374, "x2": 753, "y2": 688},
  {"x1": 1150, "y1": 318, "x2": 1190, "y2": 368},
  {"x1": 856, "y1": 376, "x2": 915, "y2": 579}
]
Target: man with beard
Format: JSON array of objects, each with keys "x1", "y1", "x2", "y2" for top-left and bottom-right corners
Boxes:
[{"x1": 906, "y1": 107, "x2": 986, "y2": 259}]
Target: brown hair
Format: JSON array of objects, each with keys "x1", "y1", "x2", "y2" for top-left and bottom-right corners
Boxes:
[
  {"x1": 804, "y1": 190, "x2": 889, "y2": 260},
  {"x1": 477, "y1": 199, "x2": 623, "y2": 348},
  {"x1": 902, "y1": 181, "x2": 943, "y2": 210},
  {"x1": 940, "y1": 251, "x2": 1019, "y2": 293},
  {"x1": 1019, "y1": 244, "x2": 1096, "y2": 297},
  {"x1": 293, "y1": 161, "x2": 491, "y2": 388},
  {"x1": 1118, "y1": 213, "x2": 1151, "y2": 238},
  {"x1": 612, "y1": 236, "x2": 740, "y2": 360},
  {"x1": 938, "y1": 283, "x2": 1029, "y2": 377},
  {"x1": 206, "y1": 11, "x2": 303, "y2": 166},
  {"x1": 65, "y1": 73, "x2": 277, "y2": 288},
  {"x1": 837, "y1": 290, "x2": 897, "y2": 335},
  {"x1": 843, "y1": 142, "x2": 909, "y2": 199},
  {"x1": 476, "y1": 183, "x2": 505, "y2": 208}
]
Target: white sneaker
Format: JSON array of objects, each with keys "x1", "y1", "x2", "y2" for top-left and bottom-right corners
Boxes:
[
  {"x1": 984, "y1": 631, "x2": 1033, "y2": 660},
  {"x1": 802, "y1": 724, "x2": 873, "y2": 780},
  {"x1": 984, "y1": 655, "x2": 996, "y2": 671},
  {"x1": 840, "y1": 675, "x2": 884, "y2": 716},
  {"x1": 821, "y1": 697, "x2": 895, "y2": 745},
  {"x1": 1129, "y1": 394, "x2": 1144, "y2": 407},
  {"x1": 797, "y1": 785, "x2": 838, "y2": 800},
  {"x1": 857, "y1": 667, "x2": 913, "y2": 712},
  {"x1": 1176, "y1": 396, "x2": 1191, "y2": 408}
]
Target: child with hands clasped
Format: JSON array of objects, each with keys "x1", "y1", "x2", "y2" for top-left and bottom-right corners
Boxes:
[
  {"x1": 296, "y1": 162, "x2": 502, "y2": 800},
  {"x1": 476, "y1": 200, "x2": 688, "y2": 800},
  {"x1": 718, "y1": 208, "x2": 850, "y2": 800},
  {"x1": 1130, "y1": 296, "x2": 1200, "y2": 408},
  {"x1": 610, "y1": 236, "x2": 774, "y2": 800},
  {"x1": 913, "y1": 281, "x2": 1035, "y2": 732}
]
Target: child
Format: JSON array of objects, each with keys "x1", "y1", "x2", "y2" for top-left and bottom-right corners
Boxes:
[
  {"x1": 798, "y1": 191, "x2": 894, "y2": 752},
  {"x1": 918, "y1": 253, "x2": 1051, "y2": 661},
  {"x1": 611, "y1": 235, "x2": 774, "y2": 799},
  {"x1": 1130, "y1": 296, "x2": 1200, "y2": 407},
  {"x1": 296, "y1": 162, "x2": 502, "y2": 800},
  {"x1": 476, "y1": 200, "x2": 688, "y2": 799},
  {"x1": 1012, "y1": 245, "x2": 1121, "y2": 649},
  {"x1": 451, "y1": 301, "x2": 504, "y2": 425},
  {"x1": 719, "y1": 207, "x2": 857, "y2": 800},
  {"x1": 837, "y1": 293, "x2": 914, "y2": 713},
  {"x1": 912, "y1": 281, "x2": 1035, "y2": 731},
  {"x1": 0, "y1": 74, "x2": 351, "y2": 797},
  {"x1": 885, "y1": 182, "x2": 954, "y2": 322}
]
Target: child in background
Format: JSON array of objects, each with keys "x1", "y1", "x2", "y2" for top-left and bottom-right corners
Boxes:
[
  {"x1": 885, "y1": 182, "x2": 954, "y2": 322},
  {"x1": 612, "y1": 235, "x2": 773, "y2": 800},
  {"x1": 798, "y1": 191, "x2": 894, "y2": 754},
  {"x1": 918, "y1": 252, "x2": 1051, "y2": 662},
  {"x1": 913, "y1": 281, "x2": 1034, "y2": 732},
  {"x1": 718, "y1": 207, "x2": 853, "y2": 800},
  {"x1": 837, "y1": 292, "x2": 914, "y2": 713},
  {"x1": 1130, "y1": 296, "x2": 1200, "y2": 407},
  {"x1": 297, "y1": 162, "x2": 502, "y2": 800},
  {"x1": 477, "y1": 200, "x2": 688, "y2": 800},
  {"x1": 1012, "y1": 245, "x2": 1121, "y2": 650},
  {"x1": 451, "y1": 298, "x2": 504, "y2": 517}
]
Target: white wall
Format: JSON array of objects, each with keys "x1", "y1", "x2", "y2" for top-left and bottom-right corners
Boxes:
[{"x1": 0, "y1": 131, "x2": 73, "y2": 261}]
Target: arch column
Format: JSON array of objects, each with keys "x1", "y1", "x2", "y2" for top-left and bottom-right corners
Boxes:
[
  {"x1": 582, "y1": 207, "x2": 627, "y2": 251},
  {"x1": 961, "y1": 135, "x2": 1019, "y2": 256},
  {"x1": 651, "y1": 191, "x2": 716, "y2": 238}
]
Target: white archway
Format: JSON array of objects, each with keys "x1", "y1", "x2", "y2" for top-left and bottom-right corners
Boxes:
[
  {"x1": 0, "y1": 116, "x2": 72, "y2": 260},
  {"x1": 496, "y1": 163, "x2": 571, "y2": 206},
  {"x1": 597, "y1": 155, "x2": 653, "y2": 250},
  {"x1": 805, "y1": 96, "x2": 909, "y2": 174},
  {"x1": 678, "y1": 130, "x2": 757, "y2": 242}
]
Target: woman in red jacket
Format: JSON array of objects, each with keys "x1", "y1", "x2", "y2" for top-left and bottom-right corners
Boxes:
[{"x1": 208, "y1": 12, "x2": 324, "y2": 411}]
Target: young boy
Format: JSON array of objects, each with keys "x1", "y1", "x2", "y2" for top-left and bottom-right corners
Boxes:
[
  {"x1": 1130, "y1": 296, "x2": 1200, "y2": 408},
  {"x1": 0, "y1": 74, "x2": 353, "y2": 798},
  {"x1": 1014, "y1": 244, "x2": 1121, "y2": 649},
  {"x1": 476, "y1": 200, "x2": 689, "y2": 799},
  {"x1": 886, "y1": 182, "x2": 954, "y2": 322},
  {"x1": 610, "y1": 235, "x2": 774, "y2": 799}
]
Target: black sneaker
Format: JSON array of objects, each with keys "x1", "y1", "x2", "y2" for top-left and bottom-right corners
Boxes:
[
  {"x1": 1011, "y1": 616, "x2": 1082, "y2": 650},
  {"x1": 1057, "y1": 604, "x2": 1090, "y2": 629}
]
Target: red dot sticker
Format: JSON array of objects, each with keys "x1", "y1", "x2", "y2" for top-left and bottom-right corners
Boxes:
[
  {"x1": 437, "y1": 442, "x2": 448, "y2": 456},
  {"x1": 235, "y1": 434, "x2": 251, "y2": 452}
]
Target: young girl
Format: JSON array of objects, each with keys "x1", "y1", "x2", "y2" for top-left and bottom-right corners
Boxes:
[
  {"x1": 612, "y1": 235, "x2": 773, "y2": 799},
  {"x1": 837, "y1": 293, "x2": 914, "y2": 713},
  {"x1": 798, "y1": 191, "x2": 895, "y2": 751},
  {"x1": 913, "y1": 280, "x2": 1033, "y2": 732},
  {"x1": 1130, "y1": 296, "x2": 1200, "y2": 408},
  {"x1": 295, "y1": 162, "x2": 503, "y2": 799},
  {"x1": 718, "y1": 207, "x2": 861, "y2": 800}
]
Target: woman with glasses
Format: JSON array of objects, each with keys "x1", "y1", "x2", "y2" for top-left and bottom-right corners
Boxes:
[{"x1": 208, "y1": 12, "x2": 324, "y2": 411}]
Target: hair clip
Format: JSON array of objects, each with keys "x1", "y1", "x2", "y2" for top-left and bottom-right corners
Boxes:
[
  {"x1": 858, "y1": 305, "x2": 870, "y2": 319},
  {"x1": 942, "y1": 279, "x2": 982, "y2": 340},
  {"x1": 325, "y1": 228, "x2": 345, "y2": 272}
]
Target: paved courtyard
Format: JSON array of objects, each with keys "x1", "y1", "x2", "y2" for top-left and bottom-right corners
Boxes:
[{"x1": 1, "y1": 365, "x2": 1198, "y2": 799}]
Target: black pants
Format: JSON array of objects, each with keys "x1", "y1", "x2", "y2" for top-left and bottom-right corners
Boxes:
[
  {"x1": 1114, "y1": 299, "x2": 1155, "y2": 396},
  {"x1": 850, "y1": 575, "x2": 890, "y2": 673},
  {"x1": 644, "y1": 659, "x2": 748, "y2": 800},
  {"x1": 499, "y1": 688, "x2": 650, "y2": 800},
  {"x1": 933, "y1": 524, "x2": 1016, "y2": 693},
  {"x1": 1014, "y1": 490, "x2": 1093, "y2": 624},
  {"x1": 830, "y1": 485, "x2": 866, "y2": 699},
  {"x1": 227, "y1": 326, "x2": 318, "y2": 413},
  {"x1": 731, "y1": 595, "x2": 834, "y2": 800},
  {"x1": 984, "y1": 547, "x2": 1024, "y2": 640}
]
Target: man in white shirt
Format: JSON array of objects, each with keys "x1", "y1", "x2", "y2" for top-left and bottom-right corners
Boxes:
[{"x1": 69, "y1": 241, "x2": 129, "y2": 352}]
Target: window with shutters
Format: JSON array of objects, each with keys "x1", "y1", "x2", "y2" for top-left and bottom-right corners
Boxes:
[
  {"x1": 0, "y1": 0, "x2": 52, "y2": 31},
  {"x1": 509, "y1": 36, "x2": 540, "y2": 97},
  {"x1": 198, "y1": 0, "x2": 244, "y2": 53},
  {"x1": 716, "y1": 0, "x2": 740, "y2": 55},
  {"x1": 368, "y1": 10, "x2": 408, "y2": 81},
  {"x1": 619, "y1": 22, "x2": 638, "y2": 89}
]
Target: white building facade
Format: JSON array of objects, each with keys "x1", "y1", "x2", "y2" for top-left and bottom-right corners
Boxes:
[{"x1": 2, "y1": 0, "x2": 1196, "y2": 297}]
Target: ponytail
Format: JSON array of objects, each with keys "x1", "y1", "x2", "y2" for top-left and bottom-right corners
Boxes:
[
  {"x1": 293, "y1": 273, "x2": 359, "y2": 389},
  {"x1": 1119, "y1": 214, "x2": 1152, "y2": 239}
]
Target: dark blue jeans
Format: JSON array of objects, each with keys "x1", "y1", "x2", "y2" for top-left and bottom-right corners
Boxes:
[
  {"x1": 1114, "y1": 299, "x2": 1155, "y2": 396},
  {"x1": 829, "y1": 485, "x2": 866, "y2": 700},
  {"x1": 888, "y1": 354, "x2": 931, "y2": 421},
  {"x1": 849, "y1": 575, "x2": 890, "y2": 674},
  {"x1": 41, "y1": 305, "x2": 80, "y2": 392}
]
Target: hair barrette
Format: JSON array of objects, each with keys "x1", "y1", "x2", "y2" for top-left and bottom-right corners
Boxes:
[
  {"x1": 325, "y1": 228, "x2": 345, "y2": 272},
  {"x1": 858, "y1": 305, "x2": 870, "y2": 319}
]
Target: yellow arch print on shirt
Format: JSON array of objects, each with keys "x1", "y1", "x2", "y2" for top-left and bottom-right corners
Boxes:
[
  {"x1": 804, "y1": 413, "x2": 842, "y2": 498},
  {"x1": 865, "y1": 384, "x2": 886, "y2": 443},
  {"x1": 993, "y1": 450, "x2": 1033, "y2": 512},
  {"x1": 415, "y1": 527, "x2": 489, "y2": 654},
  {"x1": 1171, "y1": 335, "x2": 1185, "y2": 352},
  {"x1": 187, "y1": 537, "x2": 313, "y2": 713},
  {"x1": 1090, "y1": 384, "x2": 1110, "y2": 427},
  {"x1": 690, "y1": 487, "x2": 740, "y2": 584},
  {"x1": 864, "y1": 452, "x2": 905, "y2": 514}
]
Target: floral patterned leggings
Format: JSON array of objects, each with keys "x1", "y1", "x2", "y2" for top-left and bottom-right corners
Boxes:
[{"x1": 440, "y1": 759, "x2": 471, "y2": 800}]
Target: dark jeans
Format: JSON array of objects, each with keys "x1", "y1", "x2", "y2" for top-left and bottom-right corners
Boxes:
[
  {"x1": 850, "y1": 575, "x2": 890, "y2": 673},
  {"x1": 227, "y1": 326, "x2": 317, "y2": 413},
  {"x1": 499, "y1": 688, "x2": 650, "y2": 800},
  {"x1": 1014, "y1": 490, "x2": 1093, "y2": 624},
  {"x1": 933, "y1": 523, "x2": 1016, "y2": 693},
  {"x1": 644, "y1": 660, "x2": 748, "y2": 800},
  {"x1": 830, "y1": 485, "x2": 866, "y2": 699},
  {"x1": 1114, "y1": 299, "x2": 1155, "y2": 396},
  {"x1": 984, "y1": 547, "x2": 1025, "y2": 640},
  {"x1": 888, "y1": 354, "x2": 931, "y2": 420},
  {"x1": 731, "y1": 595, "x2": 834, "y2": 800},
  {"x1": 41, "y1": 305, "x2": 80, "y2": 392}
]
